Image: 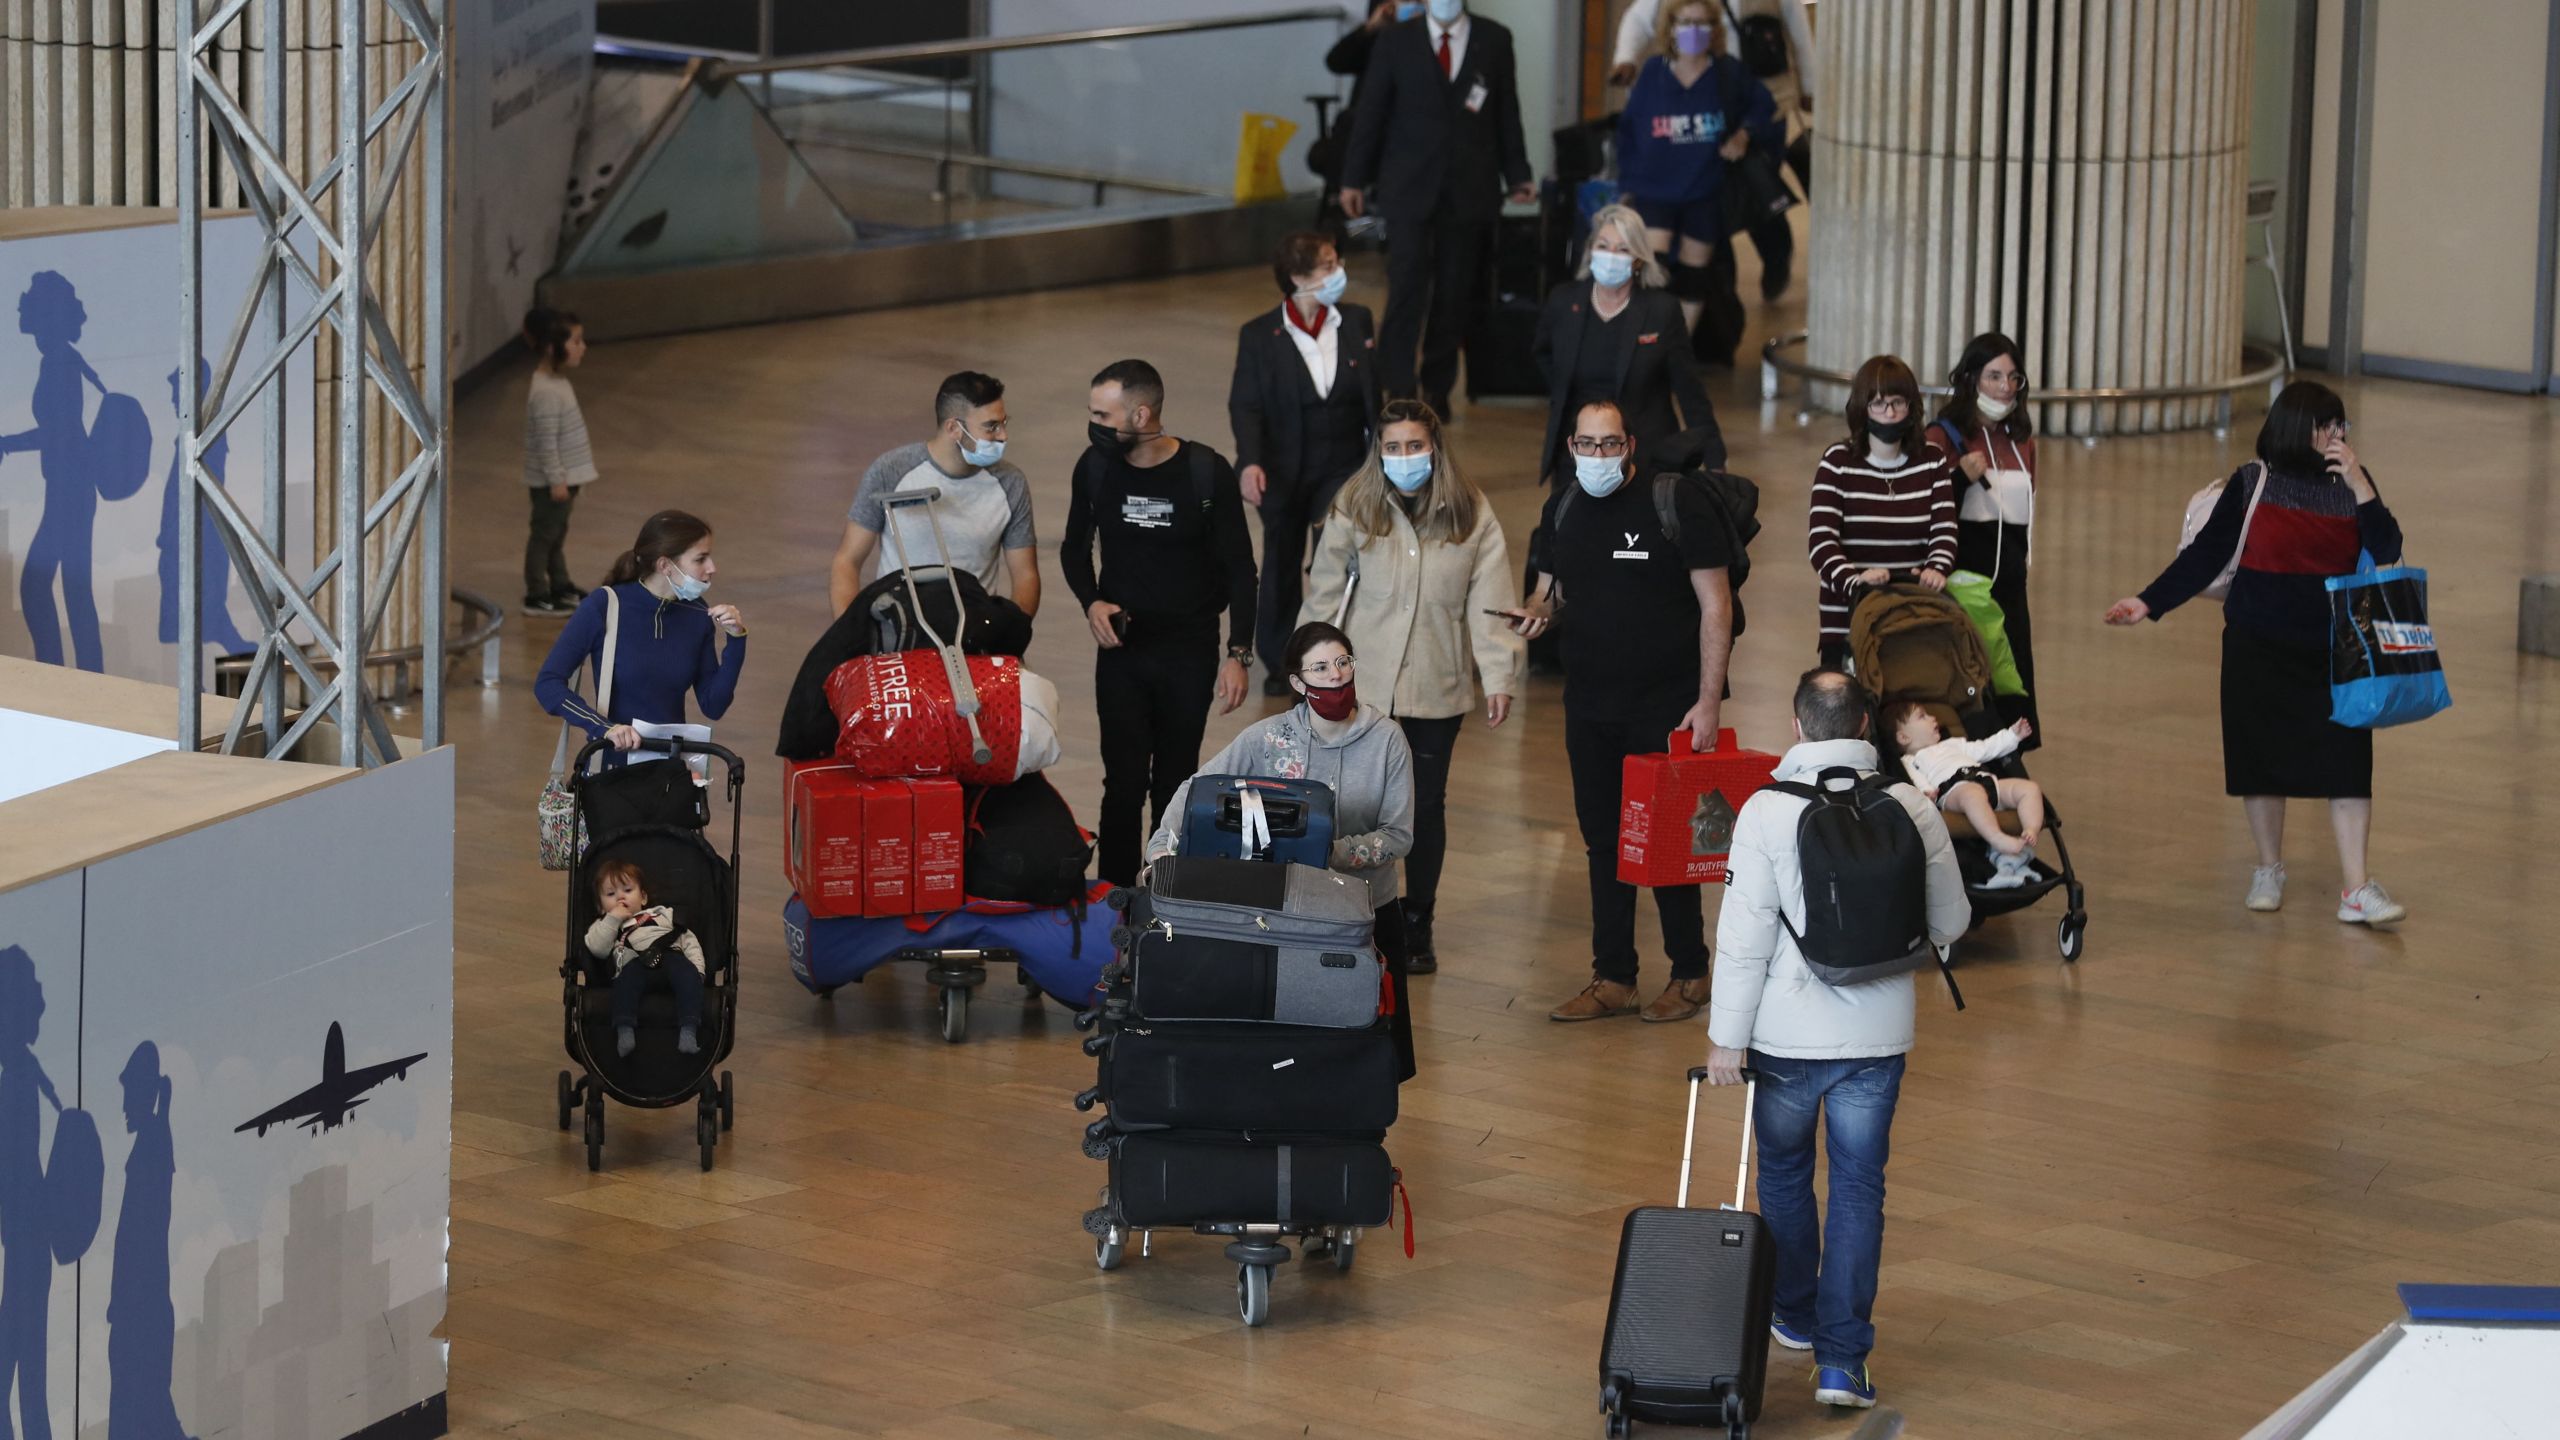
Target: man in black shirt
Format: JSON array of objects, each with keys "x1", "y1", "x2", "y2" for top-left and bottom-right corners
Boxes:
[
  {"x1": 1061, "y1": 359, "x2": 1257, "y2": 885},
  {"x1": 1524, "y1": 399, "x2": 1735, "y2": 1023}
]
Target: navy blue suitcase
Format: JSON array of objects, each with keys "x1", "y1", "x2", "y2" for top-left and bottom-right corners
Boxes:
[{"x1": 1176, "y1": 776, "x2": 1334, "y2": 866}]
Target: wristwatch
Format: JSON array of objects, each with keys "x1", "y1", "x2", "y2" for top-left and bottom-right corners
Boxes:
[{"x1": 1224, "y1": 644, "x2": 1253, "y2": 664}]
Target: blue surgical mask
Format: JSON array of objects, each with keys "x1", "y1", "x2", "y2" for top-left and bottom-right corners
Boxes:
[
  {"x1": 1573, "y1": 454, "x2": 1628, "y2": 497},
  {"x1": 1383, "y1": 453, "x2": 1433, "y2": 492},
  {"x1": 1396, "y1": 2, "x2": 1423, "y2": 22},
  {"x1": 667, "y1": 568, "x2": 709, "y2": 602},
  {"x1": 1427, "y1": 0, "x2": 1463, "y2": 25},
  {"x1": 1300, "y1": 267, "x2": 1348, "y2": 308},
  {"x1": 958, "y1": 423, "x2": 1005, "y2": 468},
  {"x1": 1588, "y1": 250, "x2": 1635, "y2": 289}
]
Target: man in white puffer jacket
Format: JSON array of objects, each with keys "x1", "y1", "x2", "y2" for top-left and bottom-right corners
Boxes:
[{"x1": 1702, "y1": 668, "x2": 1969, "y2": 1413}]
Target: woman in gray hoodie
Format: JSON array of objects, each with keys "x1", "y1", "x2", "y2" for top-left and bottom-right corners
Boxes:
[{"x1": 1148, "y1": 621, "x2": 1418, "y2": 1075}]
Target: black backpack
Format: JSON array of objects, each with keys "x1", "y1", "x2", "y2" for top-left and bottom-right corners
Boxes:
[
  {"x1": 964, "y1": 773, "x2": 1095, "y2": 906},
  {"x1": 1721, "y1": 0, "x2": 1792, "y2": 78},
  {"x1": 1762, "y1": 767, "x2": 1963, "y2": 1007},
  {"x1": 1547, "y1": 434, "x2": 1760, "y2": 636}
]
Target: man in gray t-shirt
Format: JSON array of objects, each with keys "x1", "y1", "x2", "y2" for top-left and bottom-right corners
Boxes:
[{"x1": 828, "y1": 371, "x2": 1040, "y2": 618}]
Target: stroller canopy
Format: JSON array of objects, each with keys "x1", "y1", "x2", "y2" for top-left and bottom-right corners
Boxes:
[{"x1": 1850, "y1": 590, "x2": 1997, "y2": 728}]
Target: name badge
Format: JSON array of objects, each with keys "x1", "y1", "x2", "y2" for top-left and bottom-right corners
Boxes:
[
  {"x1": 1465, "y1": 80, "x2": 1489, "y2": 113},
  {"x1": 1122, "y1": 495, "x2": 1174, "y2": 529}
]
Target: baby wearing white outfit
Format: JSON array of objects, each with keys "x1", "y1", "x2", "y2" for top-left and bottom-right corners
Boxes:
[{"x1": 1889, "y1": 706, "x2": 2046, "y2": 888}]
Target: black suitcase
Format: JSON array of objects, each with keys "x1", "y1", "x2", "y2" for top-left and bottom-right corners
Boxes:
[
  {"x1": 1598, "y1": 1067, "x2": 1774, "y2": 1439},
  {"x1": 1108, "y1": 1132, "x2": 1394, "y2": 1230},
  {"x1": 1117, "y1": 860, "x2": 1383, "y2": 1029},
  {"x1": 1098, "y1": 1021, "x2": 1400, "y2": 1133},
  {"x1": 1466, "y1": 201, "x2": 1558, "y2": 402}
]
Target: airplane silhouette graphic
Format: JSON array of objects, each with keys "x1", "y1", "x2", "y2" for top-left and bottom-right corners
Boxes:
[{"x1": 235, "y1": 1022, "x2": 429, "y2": 1137}]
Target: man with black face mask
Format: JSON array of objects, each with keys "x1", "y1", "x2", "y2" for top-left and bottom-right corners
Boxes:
[{"x1": 1062, "y1": 358, "x2": 1258, "y2": 885}]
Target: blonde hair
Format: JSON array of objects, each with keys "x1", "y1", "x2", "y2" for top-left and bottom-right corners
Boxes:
[
  {"x1": 1576, "y1": 204, "x2": 1670, "y2": 289},
  {"x1": 1329, "y1": 398, "x2": 1482, "y2": 546},
  {"x1": 1652, "y1": 0, "x2": 1724, "y2": 60}
]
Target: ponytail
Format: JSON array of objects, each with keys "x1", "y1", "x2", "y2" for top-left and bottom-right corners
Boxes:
[{"x1": 601, "y1": 509, "x2": 712, "y2": 588}]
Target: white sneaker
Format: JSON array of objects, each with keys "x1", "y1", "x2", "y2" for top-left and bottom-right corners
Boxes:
[
  {"x1": 2245, "y1": 865, "x2": 2286, "y2": 912},
  {"x1": 2339, "y1": 881, "x2": 2407, "y2": 926}
]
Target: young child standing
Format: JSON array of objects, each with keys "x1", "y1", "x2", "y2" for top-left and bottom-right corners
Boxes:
[
  {"x1": 583, "y1": 859, "x2": 706, "y2": 1056},
  {"x1": 1889, "y1": 704, "x2": 2044, "y2": 888},
  {"x1": 523, "y1": 308, "x2": 596, "y2": 616}
]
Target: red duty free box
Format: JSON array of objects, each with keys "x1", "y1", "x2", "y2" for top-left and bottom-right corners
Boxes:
[
  {"x1": 1617, "y1": 728, "x2": 1780, "y2": 887},
  {"x1": 785, "y1": 761, "x2": 964, "y2": 918}
]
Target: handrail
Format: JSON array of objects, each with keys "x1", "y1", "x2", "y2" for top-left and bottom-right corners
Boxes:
[
  {"x1": 212, "y1": 587, "x2": 505, "y2": 685},
  {"x1": 790, "y1": 135, "x2": 1205, "y2": 199},
  {"x1": 709, "y1": 7, "x2": 1347, "y2": 80},
  {"x1": 1760, "y1": 332, "x2": 2290, "y2": 435}
]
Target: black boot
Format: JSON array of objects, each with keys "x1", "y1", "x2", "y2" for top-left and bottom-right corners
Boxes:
[{"x1": 1403, "y1": 902, "x2": 1438, "y2": 975}]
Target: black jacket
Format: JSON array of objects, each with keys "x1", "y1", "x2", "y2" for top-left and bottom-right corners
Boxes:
[
  {"x1": 1340, "y1": 16, "x2": 1533, "y2": 223},
  {"x1": 1534, "y1": 280, "x2": 1720, "y2": 483},
  {"x1": 1227, "y1": 302, "x2": 1382, "y2": 498}
]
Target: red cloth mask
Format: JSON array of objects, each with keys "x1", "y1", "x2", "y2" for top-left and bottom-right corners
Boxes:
[{"x1": 1301, "y1": 678, "x2": 1358, "y2": 722}]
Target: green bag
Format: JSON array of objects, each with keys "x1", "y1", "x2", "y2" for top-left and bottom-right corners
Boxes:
[{"x1": 1947, "y1": 572, "x2": 2027, "y2": 697}]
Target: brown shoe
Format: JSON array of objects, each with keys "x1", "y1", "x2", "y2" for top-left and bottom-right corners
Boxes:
[
  {"x1": 1548, "y1": 978, "x2": 1639, "y2": 1022},
  {"x1": 1639, "y1": 977, "x2": 1712, "y2": 1023}
]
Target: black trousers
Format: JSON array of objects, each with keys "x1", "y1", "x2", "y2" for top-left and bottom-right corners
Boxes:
[
  {"x1": 1396, "y1": 713, "x2": 1463, "y2": 929},
  {"x1": 1955, "y1": 517, "x2": 2041, "y2": 745},
  {"x1": 525, "y1": 486, "x2": 577, "y2": 599},
  {"x1": 1564, "y1": 701, "x2": 1709, "y2": 986},
  {"x1": 1379, "y1": 206, "x2": 1491, "y2": 406},
  {"x1": 1254, "y1": 468, "x2": 1355, "y2": 674},
  {"x1": 1094, "y1": 627, "x2": 1220, "y2": 886}
]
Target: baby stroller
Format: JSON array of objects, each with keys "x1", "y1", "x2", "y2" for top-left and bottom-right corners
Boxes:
[
  {"x1": 556, "y1": 736, "x2": 743, "y2": 1171},
  {"x1": 1849, "y1": 587, "x2": 2089, "y2": 962}
]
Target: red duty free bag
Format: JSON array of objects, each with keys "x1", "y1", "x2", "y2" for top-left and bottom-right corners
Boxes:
[{"x1": 1617, "y1": 728, "x2": 1780, "y2": 887}]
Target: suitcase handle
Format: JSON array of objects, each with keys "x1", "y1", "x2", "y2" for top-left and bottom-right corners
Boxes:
[
  {"x1": 1676, "y1": 1065, "x2": 1757, "y2": 1212},
  {"x1": 1665, "y1": 727, "x2": 1742, "y2": 757}
]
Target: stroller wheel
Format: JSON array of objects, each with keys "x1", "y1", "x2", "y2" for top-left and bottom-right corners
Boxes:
[
  {"x1": 555, "y1": 1071, "x2": 574, "y2": 1131},
  {"x1": 696, "y1": 1104, "x2": 718, "y2": 1172},
  {"x1": 940, "y1": 985, "x2": 970, "y2": 1044},
  {"x1": 582, "y1": 1102, "x2": 604, "y2": 1173},
  {"x1": 1236, "y1": 1263, "x2": 1273, "y2": 1327},
  {"x1": 719, "y1": 1071, "x2": 735, "y2": 1132},
  {"x1": 2058, "y1": 912, "x2": 2087, "y2": 962}
]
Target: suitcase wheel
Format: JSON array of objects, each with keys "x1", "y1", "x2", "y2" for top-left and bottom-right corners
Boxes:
[
  {"x1": 1236, "y1": 1263, "x2": 1273, "y2": 1327},
  {"x1": 1095, "y1": 1227, "x2": 1126, "y2": 1272},
  {"x1": 1603, "y1": 1414, "x2": 1631, "y2": 1440},
  {"x1": 939, "y1": 985, "x2": 969, "y2": 1044}
]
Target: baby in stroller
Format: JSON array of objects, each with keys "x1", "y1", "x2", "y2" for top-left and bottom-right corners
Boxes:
[
  {"x1": 1889, "y1": 703, "x2": 2046, "y2": 889},
  {"x1": 584, "y1": 858, "x2": 707, "y2": 1056}
]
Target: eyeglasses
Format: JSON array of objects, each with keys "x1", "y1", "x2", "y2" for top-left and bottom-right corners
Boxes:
[
  {"x1": 1567, "y1": 436, "x2": 1628, "y2": 457},
  {"x1": 1299, "y1": 657, "x2": 1356, "y2": 680},
  {"x1": 962, "y1": 418, "x2": 1009, "y2": 439},
  {"x1": 1865, "y1": 398, "x2": 1911, "y2": 418}
]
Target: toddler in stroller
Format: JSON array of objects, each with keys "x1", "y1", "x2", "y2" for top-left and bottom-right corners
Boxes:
[
  {"x1": 585, "y1": 859, "x2": 708, "y2": 1056},
  {"x1": 1888, "y1": 706, "x2": 2045, "y2": 889}
]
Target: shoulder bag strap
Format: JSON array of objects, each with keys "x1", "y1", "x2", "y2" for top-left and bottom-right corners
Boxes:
[
  {"x1": 551, "y1": 588, "x2": 622, "y2": 779},
  {"x1": 2230, "y1": 461, "x2": 2267, "y2": 562}
]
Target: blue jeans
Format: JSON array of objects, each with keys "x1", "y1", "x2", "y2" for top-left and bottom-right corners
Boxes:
[{"x1": 1751, "y1": 1051, "x2": 1906, "y2": 1372}]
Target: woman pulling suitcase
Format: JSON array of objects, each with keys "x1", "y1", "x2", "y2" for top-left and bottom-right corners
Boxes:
[{"x1": 1145, "y1": 621, "x2": 1419, "y2": 1078}]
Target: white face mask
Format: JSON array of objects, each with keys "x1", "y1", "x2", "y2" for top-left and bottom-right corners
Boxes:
[
  {"x1": 1976, "y1": 392, "x2": 2016, "y2": 422},
  {"x1": 1573, "y1": 453, "x2": 1628, "y2": 497},
  {"x1": 1588, "y1": 250, "x2": 1635, "y2": 289}
]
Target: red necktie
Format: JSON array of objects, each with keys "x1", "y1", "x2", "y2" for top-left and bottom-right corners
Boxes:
[{"x1": 1437, "y1": 32, "x2": 1452, "y2": 79}]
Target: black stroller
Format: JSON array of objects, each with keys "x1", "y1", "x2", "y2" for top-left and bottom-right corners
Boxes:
[
  {"x1": 556, "y1": 736, "x2": 743, "y2": 1171},
  {"x1": 1850, "y1": 588, "x2": 2090, "y2": 962}
]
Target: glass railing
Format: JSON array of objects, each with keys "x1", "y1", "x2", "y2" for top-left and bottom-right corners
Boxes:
[{"x1": 562, "y1": 8, "x2": 1347, "y2": 278}]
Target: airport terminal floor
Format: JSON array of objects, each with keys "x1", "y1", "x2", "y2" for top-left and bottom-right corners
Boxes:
[{"x1": 434, "y1": 249, "x2": 2560, "y2": 1439}]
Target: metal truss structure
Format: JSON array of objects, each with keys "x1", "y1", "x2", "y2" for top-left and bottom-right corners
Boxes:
[{"x1": 177, "y1": 0, "x2": 448, "y2": 764}]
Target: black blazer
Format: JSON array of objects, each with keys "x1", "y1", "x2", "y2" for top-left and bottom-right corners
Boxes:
[
  {"x1": 1228, "y1": 302, "x2": 1382, "y2": 498},
  {"x1": 1533, "y1": 281, "x2": 1721, "y2": 483},
  {"x1": 1340, "y1": 16, "x2": 1533, "y2": 224}
]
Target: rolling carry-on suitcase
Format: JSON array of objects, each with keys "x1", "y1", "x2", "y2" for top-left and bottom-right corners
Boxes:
[
  {"x1": 1089, "y1": 1020, "x2": 1401, "y2": 1133},
  {"x1": 1176, "y1": 775, "x2": 1335, "y2": 865},
  {"x1": 1113, "y1": 859, "x2": 1382, "y2": 1028},
  {"x1": 1598, "y1": 1066, "x2": 1773, "y2": 1439}
]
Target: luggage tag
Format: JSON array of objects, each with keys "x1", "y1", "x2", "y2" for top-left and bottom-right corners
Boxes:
[{"x1": 1465, "y1": 80, "x2": 1488, "y2": 113}]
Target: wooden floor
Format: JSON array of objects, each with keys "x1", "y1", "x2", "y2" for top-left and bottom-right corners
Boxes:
[{"x1": 436, "y1": 237, "x2": 2560, "y2": 1439}]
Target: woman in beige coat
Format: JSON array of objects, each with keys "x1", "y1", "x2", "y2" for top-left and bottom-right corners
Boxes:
[{"x1": 1298, "y1": 398, "x2": 1527, "y2": 972}]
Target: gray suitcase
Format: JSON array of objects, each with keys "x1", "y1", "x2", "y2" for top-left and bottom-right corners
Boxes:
[{"x1": 1118, "y1": 858, "x2": 1381, "y2": 1028}]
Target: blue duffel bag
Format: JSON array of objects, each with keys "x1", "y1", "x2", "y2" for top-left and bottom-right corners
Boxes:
[
  {"x1": 1175, "y1": 775, "x2": 1335, "y2": 866},
  {"x1": 784, "y1": 881, "x2": 1116, "y2": 1006}
]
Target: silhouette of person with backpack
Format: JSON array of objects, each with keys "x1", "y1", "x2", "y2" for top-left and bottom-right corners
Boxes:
[
  {"x1": 155, "y1": 357, "x2": 251, "y2": 660},
  {"x1": 0, "y1": 945, "x2": 105, "y2": 1440},
  {"x1": 107, "y1": 1043, "x2": 189, "y2": 1440},
  {"x1": 2, "y1": 272, "x2": 152, "y2": 673}
]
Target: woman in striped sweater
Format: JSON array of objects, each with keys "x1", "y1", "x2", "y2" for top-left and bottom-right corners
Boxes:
[
  {"x1": 1807, "y1": 355, "x2": 1959, "y2": 666},
  {"x1": 2107, "y1": 382, "x2": 2406, "y2": 925}
]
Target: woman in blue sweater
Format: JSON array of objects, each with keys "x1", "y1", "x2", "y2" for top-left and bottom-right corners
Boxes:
[
  {"x1": 1616, "y1": 1, "x2": 1781, "y2": 334},
  {"x1": 537, "y1": 509, "x2": 750, "y2": 753}
]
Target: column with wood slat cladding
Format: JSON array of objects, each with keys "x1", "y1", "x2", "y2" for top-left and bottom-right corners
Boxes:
[{"x1": 1808, "y1": 0, "x2": 2252, "y2": 435}]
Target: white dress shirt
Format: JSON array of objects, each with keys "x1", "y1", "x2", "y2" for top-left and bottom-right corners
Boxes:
[
  {"x1": 1283, "y1": 302, "x2": 1340, "y2": 399},
  {"x1": 1430, "y1": 13, "x2": 1470, "y2": 79}
]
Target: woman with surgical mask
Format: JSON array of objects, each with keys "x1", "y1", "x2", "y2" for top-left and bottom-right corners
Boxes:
[
  {"x1": 1615, "y1": 1, "x2": 1783, "y2": 334},
  {"x1": 1296, "y1": 400, "x2": 1524, "y2": 975},
  {"x1": 1932, "y1": 332, "x2": 2042, "y2": 743},
  {"x1": 537, "y1": 508, "x2": 750, "y2": 756},
  {"x1": 1532, "y1": 203, "x2": 1721, "y2": 496}
]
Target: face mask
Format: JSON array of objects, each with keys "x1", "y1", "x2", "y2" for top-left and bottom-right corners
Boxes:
[
  {"x1": 1383, "y1": 453, "x2": 1433, "y2": 492},
  {"x1": 1427, "y1": 0, "x2": 1463, "y2": 25},
  {"x1": 1674, "y1": 23, "x2": 1714, "y2": 56},
  {"x1": 1300, "y1": 267, "x2": 1348, "y2": 308},
  {"x1": 1396, "y1": 0, "x2": 1423, "y2": 18},
  {"x1": 957, "y1": 423, "x2": 1005, "y2": 468},
  {"x1": 1300, "y1": 677, "x2": 1359, "y2": 722},
  {"x1": 1975, "y1": 392, "x2": 2015, "y2": 422},
  {"x1": 1573, "y1": 453, "x2": 1628, "y2": 497},
  {"x1": 666, "y1": 567, "x2": 709, "y2": 602},
  {"x1": 1866, "y1": 416, "x2": 1912, "y2": 445},
  {"x1": 1588, "y1": 250, "x2": 1635, "y2": 288},
  {"x1": 1088, "y1": 419, "x2": 1141, "y2": 455}
]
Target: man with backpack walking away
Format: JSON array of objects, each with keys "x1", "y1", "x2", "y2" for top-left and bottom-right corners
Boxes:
[{"x1": 1703, "y1": 668, "x2": 1970, "y2": 1412}]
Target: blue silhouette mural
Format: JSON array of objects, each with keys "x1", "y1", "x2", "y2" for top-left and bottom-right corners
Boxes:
[
  {"x1": 0, "y1": 945, "x2": 102, "y2": 1440},
  {"x1": 155, "y1": 359, "x2": 250, "y2": 658},
  {"x1": 107, "y1": 1043, "x2": 188, "y2": 1440},
  {"x1": 1, "y1": 273, "x2": 153, "y2": 674}
]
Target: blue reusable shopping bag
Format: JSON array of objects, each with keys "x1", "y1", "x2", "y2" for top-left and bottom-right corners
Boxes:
[{"x1": 2326, "y1": 554, "x2": 2450, "y2": 728}]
